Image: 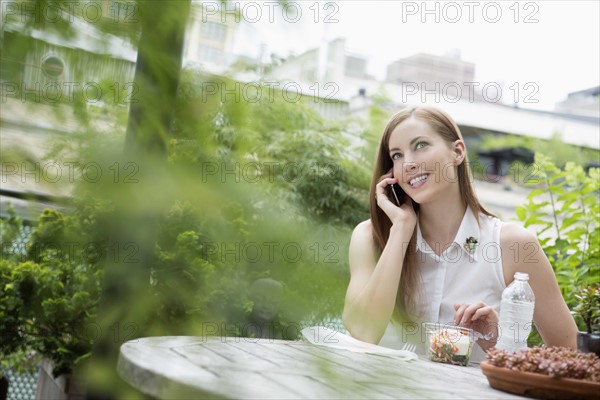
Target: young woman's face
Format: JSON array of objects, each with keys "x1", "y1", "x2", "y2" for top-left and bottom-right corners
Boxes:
[{"x1": 388, "y1": 117, "x2": 462, "y2": 205}]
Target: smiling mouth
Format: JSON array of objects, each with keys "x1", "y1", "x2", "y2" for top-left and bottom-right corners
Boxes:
[{"x1": 409, "y1": 174, "x2": 429, "y2": 188}]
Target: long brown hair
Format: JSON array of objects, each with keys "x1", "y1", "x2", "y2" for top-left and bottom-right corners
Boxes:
[{"x1": 368, "y1": 106, "x2": 494, "y2": 320}]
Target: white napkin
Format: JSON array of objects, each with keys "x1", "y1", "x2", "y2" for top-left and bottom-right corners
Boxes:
[{"x1": 301, "y1": 326, "x2": 418, "y2": 360}]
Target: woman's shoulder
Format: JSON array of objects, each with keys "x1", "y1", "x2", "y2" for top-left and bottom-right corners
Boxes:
[
  {"x1": 351, "y1": 219, "x2": 380, "y2": 249},
  {"x1": 477, "y1": 211, "x2": 534, "y2": 243},
  {"x1": 351, "y1": 219, "x2": 374, "y2": 242},
  {"x1": 354, "y1": 219, "x2": 372, "y2": 232},
  {"x1": 499, "y1": 222, "x2": 541, "y2": 280},
  {"x1": 499, "y1": 221, "x2": 537, "y2": 246}
]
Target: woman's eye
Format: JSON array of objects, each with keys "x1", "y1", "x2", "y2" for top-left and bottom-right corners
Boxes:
[
  {"x1": 391, "y1": 153, "x2": 402, "y2": 160},
  {"x1": 415, "y1": 141, "x2": 427, "y2": 150}
]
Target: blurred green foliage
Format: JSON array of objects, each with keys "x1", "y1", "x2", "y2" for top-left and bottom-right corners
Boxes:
[
  {"x1": 1, "y1": 69, "x2": 373, "y2": 379},
  {"x1": 151, "y1": 70, "x2": 372, "y2": 331},
  {"x1": 1, "y1": 0, "x2": 374, "y2": 395}
]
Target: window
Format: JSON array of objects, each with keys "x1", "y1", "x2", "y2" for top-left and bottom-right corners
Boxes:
[
  {"x1": 201, "y1": 21, "x2": 226, "y2": 41},
  {"x1": 41, "y1": 55, "x2": 65, "y2": 78},
  {"x1": 198, "y1": 46, "x2": 222, "y2": 63}
]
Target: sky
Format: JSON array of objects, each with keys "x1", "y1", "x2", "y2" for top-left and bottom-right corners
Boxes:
[{"x1": 229, "y1": 0, "x2": 600, "y2": 111}]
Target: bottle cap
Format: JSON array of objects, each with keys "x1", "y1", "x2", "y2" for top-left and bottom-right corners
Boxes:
[{"x1": 514, "y1": 272, "x2": 529, "y2": 280}]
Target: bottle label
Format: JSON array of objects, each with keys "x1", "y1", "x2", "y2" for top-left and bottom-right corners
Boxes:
[{"x1": 497, "y1": 301, "x2": 534, "y2": 351}]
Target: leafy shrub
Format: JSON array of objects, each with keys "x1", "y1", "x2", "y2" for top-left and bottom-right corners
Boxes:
[
  {"x1": 515, "y1": 154, "x2": 599, "y2": 331},
  {"x1": 0, "y1": 207, "x2": 105, "y2": 376}
]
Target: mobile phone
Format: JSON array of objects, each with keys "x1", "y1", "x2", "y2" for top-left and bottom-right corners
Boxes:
[{"x1": 388, "y1": 183, "x2": 404, "y2": 206}]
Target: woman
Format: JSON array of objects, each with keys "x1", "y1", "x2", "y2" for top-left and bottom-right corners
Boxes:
[{"x1": 342, "y1": 106, "x2": 577, "y2": 359}]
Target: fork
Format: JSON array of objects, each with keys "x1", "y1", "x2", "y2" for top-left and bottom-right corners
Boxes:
[{"x1": 401, "y1": 343, "x2": 417, "y2": 353}]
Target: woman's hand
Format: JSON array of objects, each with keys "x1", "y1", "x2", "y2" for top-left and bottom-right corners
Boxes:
[
  {"x1": 453, "y1": 302, "x2": 499, "y2": 352},
  {"x1": 375, "y1": 170, "x2": 417, "y2": 230}
]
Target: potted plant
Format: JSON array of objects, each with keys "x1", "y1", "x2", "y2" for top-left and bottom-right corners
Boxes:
[
  {"x1": 481, "y1": 346, "x2": 599, "y2": 399},
  {"x1": 572, "y1": 285, "x2": 600, "y2": 357}
]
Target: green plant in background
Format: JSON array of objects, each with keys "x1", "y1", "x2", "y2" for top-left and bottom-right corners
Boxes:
[
  {"x1": 160, "y1": 73, "x2": 366, "y2": 328},
  {"x1": 1, "y1": 69, "x2": 370, "y2": 381},
  {"x1": 516, "y1": 153, "x2": 600, "y2": 328},
  {"x1": 173, "y1": 70, "x2": 371, "y2": 228},
  {"x1": 571, "y1": 285, "x2": 600, "y2": 334},
  {"x1": 1, "y1": 1, "x2": 370, "y2": 395},
  {"x1": 0, "y1": 206, "x2": 106, "y2": 377},
  {"x1": 357, "y1": 88, "x2": 394, "y2": 166},
  {"x1": 481, "y1": 132, "x2": 599, "y2": 171}
]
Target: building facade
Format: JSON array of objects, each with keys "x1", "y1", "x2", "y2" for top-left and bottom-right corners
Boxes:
[
  {"x1": 1, "y1": 6, "x2": 136, "y2": 106},
  {"x1": 555, "y1": 86, "x2": 600, "y2": 118},
  {"x1": 182, "y1": 3, "x2": 239, "y2": 74},
  {"x1": 385, "y1": 52, "x2": 479, "y2": 101}
]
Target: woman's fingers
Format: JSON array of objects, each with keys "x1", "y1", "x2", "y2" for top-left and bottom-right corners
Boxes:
[
  {"x1": 453, "y1": 303, "x2": 467, "y2": 325},
  {"x1": 375, "y1": 176, "x2": 398, "y2": 204},
  {"x1": 377, "y1": 170, "x2": 394, "y2": 185},
  {"x1": 453, "y1": 302, "x2": 488, "y2": 325},
  {"x1": 376, "y1": 177, "x2": 397, "y2": 191},
  {"x1": 472, "y1": 306, "x2": 499, "y2": 323}
]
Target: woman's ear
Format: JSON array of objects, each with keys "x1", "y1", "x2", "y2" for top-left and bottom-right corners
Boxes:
[{"x1": 453, "y1": 140, "x2": 466, "y2": 166}]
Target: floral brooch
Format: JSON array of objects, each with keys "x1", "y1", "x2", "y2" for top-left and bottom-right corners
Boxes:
[{"x1": 464, "y1": 236, "x2": 478, "y2": 255}]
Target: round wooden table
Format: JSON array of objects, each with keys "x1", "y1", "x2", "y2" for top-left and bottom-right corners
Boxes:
[{"x1": 118, "y1": 336, "x2": 524, "y2": 399}]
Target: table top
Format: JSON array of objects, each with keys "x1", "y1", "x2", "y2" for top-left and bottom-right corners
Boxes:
[{"x1": 118, "y1": 336, "x2": 524, "y2": 399}]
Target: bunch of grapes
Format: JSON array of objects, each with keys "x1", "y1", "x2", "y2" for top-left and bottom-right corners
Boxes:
[{"x1": 486, "y1": 346, "x2": 600, "y2": 382}]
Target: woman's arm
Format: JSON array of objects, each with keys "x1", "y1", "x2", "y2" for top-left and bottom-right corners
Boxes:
[
  {"x1": 343, "y1": 171, "x2": 417, "y2": 344},
  {"x1": 500, "y1": 222, "x2": 578, "y2": 349},
  {"x1": 342, "y1": 220, "x2": 414, "y2": 344}
]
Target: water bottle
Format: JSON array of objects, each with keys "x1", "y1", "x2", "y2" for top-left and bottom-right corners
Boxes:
[{"x1": 496, "y1": 272, "x2": 535, "y2": 352}]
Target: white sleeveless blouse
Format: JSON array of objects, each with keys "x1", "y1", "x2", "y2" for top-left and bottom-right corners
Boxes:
[{"x1": 379, "y1": 206, "x2": 507, "y2": 362}]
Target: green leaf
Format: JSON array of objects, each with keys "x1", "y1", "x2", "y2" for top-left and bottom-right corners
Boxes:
[
  {"x1": 528, "y1": 188, "x2": 548, "y2": 199},
  {"x1": 524, "y1": 216, "x2": 550, "y2": 228},
  {"x1": 548, "y1": 185, "x2": 566, "y2": 195},
  {"x1": 560, "y1": 215, "x2": 583, "y2": 231},
  {"x1": 516, "y1": 206, "x2": 527, "y2": 221}
]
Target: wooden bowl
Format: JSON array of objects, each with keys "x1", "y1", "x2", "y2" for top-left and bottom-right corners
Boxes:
[{"x1": 480, "y1": 361, "x2": 600, "y2": 400}]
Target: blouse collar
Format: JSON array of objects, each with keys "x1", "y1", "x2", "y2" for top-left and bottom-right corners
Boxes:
[{"x1": 415, "y1": 205, "x2": 481, "y2": 261}]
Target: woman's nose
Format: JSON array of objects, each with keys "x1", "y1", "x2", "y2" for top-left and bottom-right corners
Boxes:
[{"x1": 403, "y1": 161, "x2": 417, "y2": 172}]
